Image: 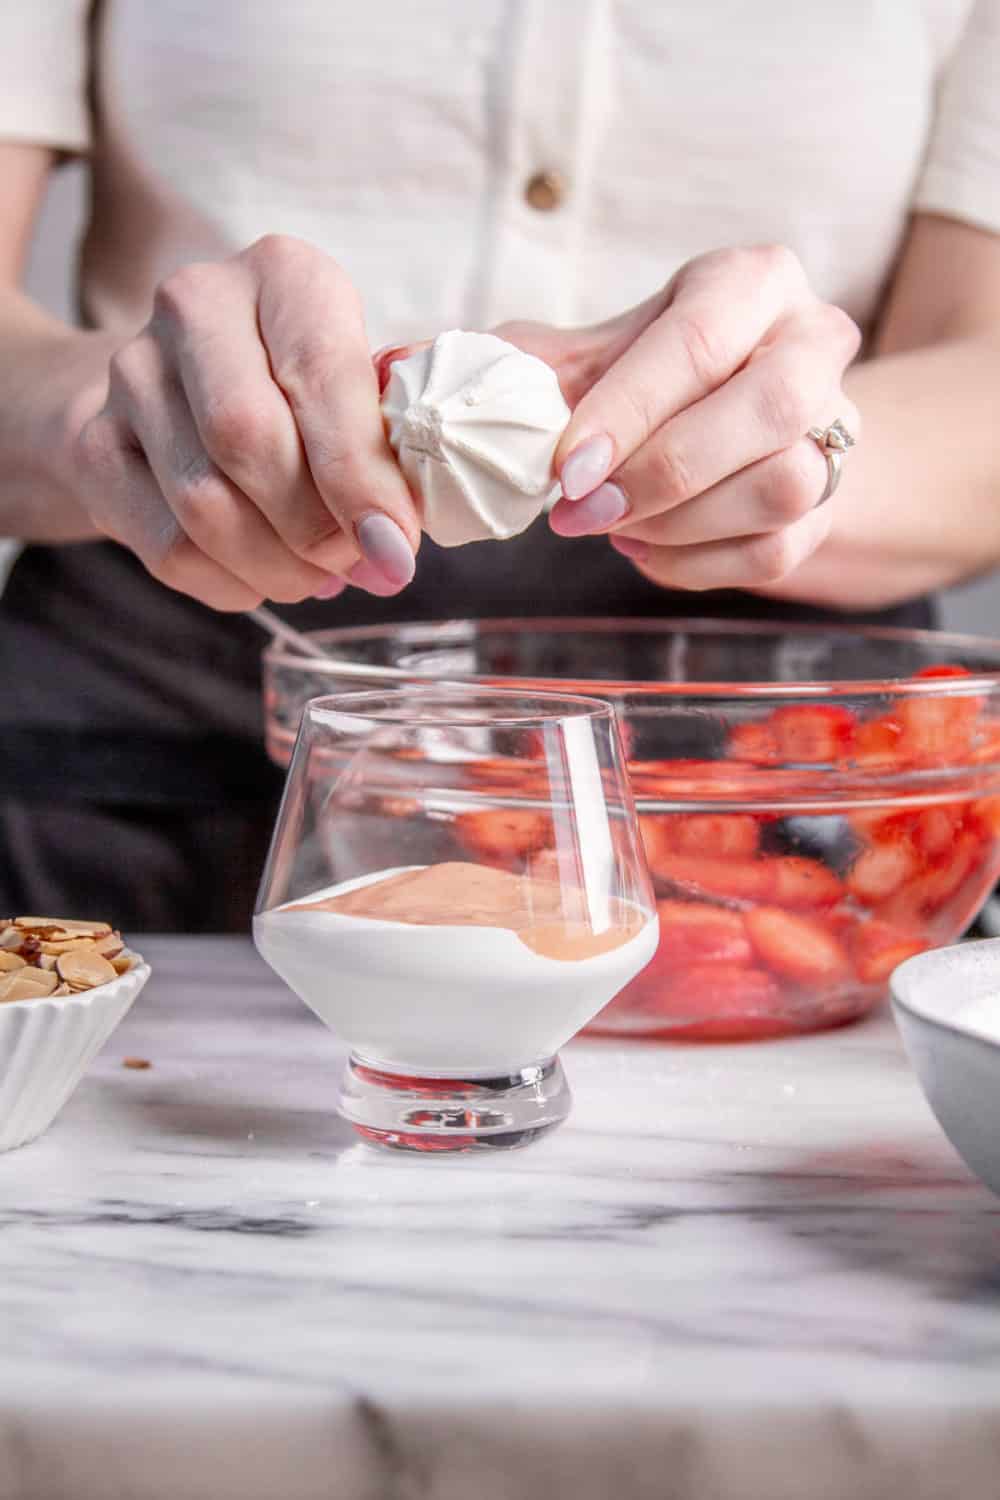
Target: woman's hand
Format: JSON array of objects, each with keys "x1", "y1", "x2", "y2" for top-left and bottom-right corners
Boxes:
[
  {"x1": 501, "y1": 245, "x2": 861, "y2": 593},
  {"x1": 74, "y1": 235, "x2": 420, "y2": 609}
]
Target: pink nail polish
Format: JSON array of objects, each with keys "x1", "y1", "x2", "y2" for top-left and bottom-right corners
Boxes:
[
  {"x1": 348, "y1": 558, "x2": 406, "y2": 597},
  {"x1": 312, "y1": 575, "x2": 346, "y2": 600},
  {"x1": 550, "y1": 482, "x2": 628, "y2": 537},
  {"x1": 356, "y1": 513, "x2": 416, "y2": 588},
  {"x1": 610, "y1": 534, "x2": 649, "y2": 562},
  {"x1": 560, "y1": 434, "x2": 614, "y2": 501}
]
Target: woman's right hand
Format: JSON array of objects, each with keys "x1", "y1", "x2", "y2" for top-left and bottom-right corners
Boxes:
[{"x1": 73, "y1": 235, "x2": 420, "y2": 608}]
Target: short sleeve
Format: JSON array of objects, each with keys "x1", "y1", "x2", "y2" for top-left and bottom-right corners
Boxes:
[
  {"x1": 913, "y1": 0, "x2": 1000, "y2": 235},
  {"x1": 0, "y1": 2, "x2": 92, "y2": 153}
]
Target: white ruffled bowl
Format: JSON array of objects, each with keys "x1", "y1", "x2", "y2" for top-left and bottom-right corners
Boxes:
[{"x1": 0, "y1": 952, "x2": 150, "y2": 1152}]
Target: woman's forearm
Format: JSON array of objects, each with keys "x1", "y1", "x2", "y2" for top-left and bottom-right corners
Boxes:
[
  {"x1": 760, "y1": 335, "x2": 1000, "y2": 610},
  {"x1": 0, "y1": 287, "x2": 118, "y2": 542},
  {"x1": 763, "y1": 212, "x2": 1000, "y2": 613}
]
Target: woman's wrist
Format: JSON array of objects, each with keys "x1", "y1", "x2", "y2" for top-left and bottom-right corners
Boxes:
[{"x1": 0, "y1": 300, "x2": 119, "y2": 542}]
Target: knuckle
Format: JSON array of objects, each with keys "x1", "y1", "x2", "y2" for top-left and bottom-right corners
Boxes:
[
  {"x1": 616, "y1": 375, "x2": 662, "y2": 446},
  {"x1": 290, "y1": 509, "x2": 345, "y2": 560},
  {"x1": 153, "y1": 262, "x2": 217, "y2": 322},
  {"x1": 825, "y1": 302, "x2": 862, "y2": 358},
  {"x1": 169, "y1": 465, "x2": 228, "y2": 533},
  {"x1": 744, "y1": 528, "x2": 797, "y2": 583},
  {"x1": 248, "y1": 233, "x2": 309, "y2": 272},
  {"x1": 75, "y1": 413, "x2": 122, "y2": 478},
  {"x1": 643, "y1": 433, "x2": 696, "y2": 505},
  {"x1": 674, "y1": 308, "x2": 734, "y2": 389},
  {"x1": 200, "y1": 394, "x2": 269, "y2": 466},
  {"x1": 762, "y1": 447, "x2": 819, "y2": 524},
  {"x1": 270, "y1": 336, "x2": 338, "y2": 403},
  {"x1": 756, "y1": 362, "x2": 813, "y2": 442},
  {"x1": 106, "y1": 343, "x2": 151, "y2": 406},
  {"x1": 754, "y1": 242, "x2": 805, "y2": 285}
]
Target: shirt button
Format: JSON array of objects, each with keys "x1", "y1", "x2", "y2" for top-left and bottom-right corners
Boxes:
[{"x1": 523, "y1": 169, "x2": 566, "y2": 212}]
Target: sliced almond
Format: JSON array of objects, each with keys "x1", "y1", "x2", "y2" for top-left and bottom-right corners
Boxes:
[
  {"x1": 15, "y1": 917, "x2": 112, "y2": 938},
  {"x1": 0, "y1": 952, "x2": 26, "y2": 972},
  {"x1": 40, "y1": 937, "x2": 98, "y2": 956},
  {"x1": 56, "y1": 950, "x2": 118, "y2": 991},
  {"x1": 94, "y1": 934, "x2": 124, "y2": 959},
  {"x1": 111, "y1": 954, "x2": 134, "y2": 975},
  {"x1": 0, "y1": 927, "x2": 22, "y2": 951},
  {"x1": 0, "y1": 969, "x2": 60, "y2": 1002}
]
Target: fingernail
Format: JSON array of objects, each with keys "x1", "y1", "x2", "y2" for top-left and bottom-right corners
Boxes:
[
  {"x1": 356, "y1": 513, "x2": 415, "y2": 587},
  {"x1": 560, "y1": 434, "x2": 614, "y2": 500},
  {"x1": 550, "y1": 482, "x2": 628, "y2": 537},
  {"x1": 610, "y1": 534, "x2": 649, "y2": 562},
  {"x1": 312, "y1": 575, "x2": 346, "y2": 600},
  {"x1": 348, "y1": 558, "x2": 406, "y2": 597}
]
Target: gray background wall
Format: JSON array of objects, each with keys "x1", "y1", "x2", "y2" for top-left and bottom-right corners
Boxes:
[{"x1": 25, "y1": 163, "x2": 1000, "y2": 637}]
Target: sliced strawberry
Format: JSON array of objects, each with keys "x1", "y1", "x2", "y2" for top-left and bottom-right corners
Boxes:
[
  {"x1": 912, "y1": 803, "x2": 967, "y2": 860},
  {"x1": 638, "y1": 815, "x2": 673, "y2": 871},
  {"x1": 728, "y1": 722, "x2": 779, "y2": 766},
  {"x1": 590, "y1": 961, "x2": 786, "y2": 1039},
  {"x1": 631, "y1": 758, "x2": 763, "y2": 798},
  {"x1": 649, "y1": 852, "x2": 777, "y2": 904},
  {"x1": 654, "y1": 900, "x2": 752, "y2": 968},
  {"x1": 969, "y1": 723, "x2": 1000, "y2": 766},
  {"x1": 846, "y1": 837, "x2": 921, "y2": 905},
  {"x1": 898, "y1": 665, "x2": 981, "y2": 764},
  {"x1": 770, "y1": 856, "x2": 843, "y2": 908},
  {"x1": 649, "y1": 963, "x2": 783, "y2": 1018},
  {"x1": 769, "y1": 705, "x2": 856, "y2": 764},
  {"x1": 915, "y1": 664, "x2": 974, "y2": 681},
  {"x1": 745, "y1": 906, "x2": 851, "y2": 985},
  {"x1": 971, "y1": 796, "x2": 1000, "y2": 839},
  {"x1": 851, "y1": 716, "x2": 908, "y2": 771},
  {"x1": 455, "y1": 809, "x2": 551, "y2": 864},
  {"x1": 851, "y1": 919, "x2": 929, "y2": 986},
  {"x1": 667, "y1": 813, "x2": 761, "y2": 859},
  {"x1": 877, "y1": 830, "x2": 982, "y2": 924},
  {"x1": 847, "y1": 804, "x2": 900, "y2": 840},
  {"x1": 463, "y1": 756, "x2": 548, "y2": 791}
]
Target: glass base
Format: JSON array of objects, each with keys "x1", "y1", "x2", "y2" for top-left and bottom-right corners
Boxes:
[{"x1": 338, "y1": 1054, "x2": 571, "y2": 1152}]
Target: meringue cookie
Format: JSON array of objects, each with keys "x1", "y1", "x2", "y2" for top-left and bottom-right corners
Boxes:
[{"x1": 381, "y1": 329, "x2": 571, "y2": 547}]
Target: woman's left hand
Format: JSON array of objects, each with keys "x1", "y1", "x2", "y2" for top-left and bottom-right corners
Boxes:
[{"x1": 501, "y1": 244, "x2": 862, "y2": 592}]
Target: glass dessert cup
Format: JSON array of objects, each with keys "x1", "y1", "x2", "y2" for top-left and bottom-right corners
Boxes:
[
  {"x1": 262, "y1": 621, "x2": 1000, "y2": 1040},
  {"x1": 253, "y1": 687, "x2": 657, "y2": 1151}
]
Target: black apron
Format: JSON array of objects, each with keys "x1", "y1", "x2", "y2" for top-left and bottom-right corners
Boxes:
[{"x1": 0, "y1": 533, "x2": 934, "y2": 930}]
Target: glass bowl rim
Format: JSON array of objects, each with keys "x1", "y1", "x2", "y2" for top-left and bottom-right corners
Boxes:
[
  {"x1": 263, "y1": 616, "x2": 1000, "y2": 699},
  {"x1": 302, "y1": 683, "x2": 617, "y2": 729}
]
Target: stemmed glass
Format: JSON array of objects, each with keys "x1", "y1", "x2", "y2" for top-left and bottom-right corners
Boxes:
[{"x1": 254, "y1": 686, "x2": 656, "y2": 1151}]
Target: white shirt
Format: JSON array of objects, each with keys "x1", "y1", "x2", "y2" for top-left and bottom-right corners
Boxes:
[{"x1": 2, "y1": 0, "x2": 999, "y2": 352}]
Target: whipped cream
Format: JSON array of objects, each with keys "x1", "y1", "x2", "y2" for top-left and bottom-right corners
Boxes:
[
  {"x1": 253, "y1": 867, "x2": 657, "y2": 1074},
  {"x1": 381, "y1": 330, "x2": 571, "y2": 547}
]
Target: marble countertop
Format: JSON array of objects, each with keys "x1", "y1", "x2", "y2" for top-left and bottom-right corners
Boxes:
[{"x1": 3, "y1": 936, "x2": 1000, "y2": 1500}]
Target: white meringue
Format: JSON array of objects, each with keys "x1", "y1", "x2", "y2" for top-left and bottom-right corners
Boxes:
[{"x1": 381, "y1": 329, "x2": 571, "y2": 547}]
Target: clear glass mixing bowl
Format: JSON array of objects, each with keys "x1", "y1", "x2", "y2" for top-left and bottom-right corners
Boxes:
[{"x1": 263, "y1": 619, "x2": 1000, "y2": 1040}]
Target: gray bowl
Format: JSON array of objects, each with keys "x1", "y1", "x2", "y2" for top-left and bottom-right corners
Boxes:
[{"x1": 892, "y1": 939, "x2": 1000, "y2": 1197}]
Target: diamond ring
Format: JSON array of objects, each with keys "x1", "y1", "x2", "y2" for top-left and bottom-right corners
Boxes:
[{"x1": 807, "y1": 419, "x2": 855, "y2": 507}]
